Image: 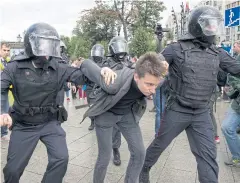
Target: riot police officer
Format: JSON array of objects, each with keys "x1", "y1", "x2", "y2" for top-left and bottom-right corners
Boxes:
[
  {"x1": 60, "y1": 40, "x2": 69, "y2": 64},
  {"x1": 0, "y1": 22, "x2": 116, "y2": 183},
  {"x1": 56, "y1": 41, "x2": 71, "y2": 107},
  {"x1": 87, "y1": 44, "x2": 105, "y2": 130},
  {"x1": 105, "y1": 36, "x2": 131, "y2": 166},
  {"x1": 87, "y1": 40, "x2": 128, "y2": 166},
  {"x1": 91, "y1": 44, "x2": 105, "y2": 66},
  {"x1": 139, "y1": 6, "x2": 240, "y2": 183},
  {"x1": 106, "y1": 36, "x2": 133, "y2": 69}
]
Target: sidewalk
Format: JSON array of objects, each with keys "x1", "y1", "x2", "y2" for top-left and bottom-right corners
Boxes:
[{"x1": 1, "y1": 99, "x2": 239, "y2": 183}]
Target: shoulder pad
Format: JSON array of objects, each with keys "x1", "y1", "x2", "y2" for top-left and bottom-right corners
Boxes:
[
  {"x1": 12, "y1": 54, "x2": 30, "y2": 62},
  {"x1": 178, "y1": 33, "x2": 195, "y2": 41},
  {"x1": 178, "y1": 41, "x2": 195, "y2": 51},
  {"x1": 209, "y1": 45, "x2": 219, "y2": 53}
]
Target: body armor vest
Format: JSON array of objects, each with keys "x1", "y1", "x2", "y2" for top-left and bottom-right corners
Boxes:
[
  {"x1": 11, "y1": 60, "x2": 59, "y2": 124},
  {"x1": 169, "y1": 41, "x2": 219, "y2": 108}
]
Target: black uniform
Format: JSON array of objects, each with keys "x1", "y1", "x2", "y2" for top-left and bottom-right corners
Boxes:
[
  {"x1": 139, "y1": 6, "x2": 240, "y2": 183},
  {"x1": 56, "y1": 57, "x2": 69, "y2": 106},
  {"x1": 1, "y1": 23, "x2": 85, "y2": 183}
]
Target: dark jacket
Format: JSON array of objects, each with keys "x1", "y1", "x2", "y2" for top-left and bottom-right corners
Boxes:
[
  {"x1": 80, "y1": 60, "x2": 146, "y2": 122},
  {"x1": 1, "y1": 57, "x2": 85, "y2": 124},
  {"x1": 162, "y1": 39, "x2": 240, "y2": 113}
]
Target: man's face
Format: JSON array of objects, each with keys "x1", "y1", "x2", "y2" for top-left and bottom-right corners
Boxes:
[
  {"x1": 134, "y1": 72, "x2": 162, "y2": 97},
  {"x1": 0, "y1": 45, "x2": 10, "y2": 59},
  {"x1": 233, "y1": 43, "x2": 240, "y2": 54}
]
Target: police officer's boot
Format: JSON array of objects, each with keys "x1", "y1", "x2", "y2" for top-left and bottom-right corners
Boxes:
[
  {"x1": 113, "y1": 148, "x2": 121, "y2": 166},
  {"x1": 88, "y1": 120, "x2": 94, "y2": 131},
  {"x1": 139, "y1": 166, "x2": 151, "y2": 183}
]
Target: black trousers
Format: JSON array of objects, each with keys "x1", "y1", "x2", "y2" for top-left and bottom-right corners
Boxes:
[
  {"x1": 3, "y1": 121, "x2": 69, "y2": 183},
  {"x1": 144, "y1": 108, "x2": 219, "y2": 183}
]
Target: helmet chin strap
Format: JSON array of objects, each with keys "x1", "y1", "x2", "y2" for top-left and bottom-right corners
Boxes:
[{"x1": 198, "y1": 35, "x2": 216, "y2": 45}]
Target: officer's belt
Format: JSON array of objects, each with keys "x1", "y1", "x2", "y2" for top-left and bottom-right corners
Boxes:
[{"x1": 13, "y1": 105, "x2": 58, "y2": 116}]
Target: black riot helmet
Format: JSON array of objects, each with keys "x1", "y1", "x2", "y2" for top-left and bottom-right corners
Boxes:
[
  {"x1": 108, "y1": 36, "x2": 129, "y2": 62},
  {"x1": 24, "y1": 22, "x2": 61, "y2": 58},
  {"x1": 188, "y1": 6, "x2": 223, "y2": 44},
  {"x1": 91, "y1": 44, "x2": 105, "y2": 63}
]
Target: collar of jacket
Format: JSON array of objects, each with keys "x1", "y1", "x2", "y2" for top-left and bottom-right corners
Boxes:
[{"x1": 17, "y1": 58, "x2": 57, "y2": 71}]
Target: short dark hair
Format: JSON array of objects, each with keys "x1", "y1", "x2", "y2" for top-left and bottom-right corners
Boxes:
[
  {"x1": 0, "y1": 42, "x2": 11, "y2": 49},
  {"x1": 135, "y1": 52, "x2": 167, "y2": 78}
]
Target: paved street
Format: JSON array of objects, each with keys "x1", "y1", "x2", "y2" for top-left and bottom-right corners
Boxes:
[{"x1": 1, "y1": 99, "x2": 240, "y2": 183}]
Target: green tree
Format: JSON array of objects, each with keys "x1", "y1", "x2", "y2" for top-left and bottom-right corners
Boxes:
[
  {"x1": 95, "y1": 0, "x2": 165, "y2": 40},
  {"x1": 68, "y1": 36, "x2": 92, "y2": 59},
  {"x1": 60, "y1": 35, "x2": 71, "y2": 53},
  {"x1": 132, "y1": 0, "x2": 166, "y2": 32},
  {"x1": 74, "y1": 2, "x2": 118, "y2": 45},
  {"x1": 129, "y1": 27, "x2": 156, "y2": 57}
]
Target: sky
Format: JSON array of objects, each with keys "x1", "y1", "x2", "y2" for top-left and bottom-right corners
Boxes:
[
  {"x1": 0, "y1": 0, "x2": 200, "y2": 42},
  {"x1": 160, "y1": 0, "x2": 200, "y2": 25}
]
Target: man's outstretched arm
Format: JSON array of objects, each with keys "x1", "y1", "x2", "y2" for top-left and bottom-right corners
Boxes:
[{"x1": 80, "y1": 59, "x2": 120, "y2": 94}]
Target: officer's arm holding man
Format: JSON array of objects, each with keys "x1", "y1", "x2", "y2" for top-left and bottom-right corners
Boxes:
[
  {"x1": 79, "y1": 59, "x2": 119, "y2": 94},
  {"x1": 218, "y1": 48, "x2": 240, "y2": 75},
  {"x1": 0, "y1": 59, "x2": 116, "y2": 127},
  {"x1": 64, "y1": 60, "x2": 117, "y2": 89}
]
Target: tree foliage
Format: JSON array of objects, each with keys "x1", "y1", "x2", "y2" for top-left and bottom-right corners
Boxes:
[
  {"x1": 68, "y1": 36, "x2": 92, "y2": 59},
  {"x1": 129, "y1": 27, "x2": 156, "y2": 57},
  {"x1": 130, "y1": 0, "x2": 166, "y2": 35},
  {"x1": 65, "y1": 0, "x2": 166, "y2": 58},
  {"x1": 74, "y1": 3, "x2": 118, "y2": 45}
]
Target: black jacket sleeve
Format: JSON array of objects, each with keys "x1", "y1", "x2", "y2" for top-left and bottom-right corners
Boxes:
[
  {"x1": 219, "y1": 48, "x2": 240, "y2": 76},
  {"x1": 80, "y1": 59, "x2": 122, "y2": 94}
]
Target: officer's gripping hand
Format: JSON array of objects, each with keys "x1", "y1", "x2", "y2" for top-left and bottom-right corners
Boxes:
[
  {"x1": 101, "y1": 67, "x2": 117, "y2": 85},
  {"x1": 0, "y1": 114, "x2": 12, "y2": 128},
  {"x1": 161, "y1": 61, "x2": 169, "y2": 77}
]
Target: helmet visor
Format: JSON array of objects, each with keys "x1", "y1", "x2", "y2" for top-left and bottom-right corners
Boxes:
[
  {"x1": 111, "y1": 41, "x2": 129, "y2": 54},
  {"x1": 29, "y1": 33, "x2": 61, "y2": 57},
  {"x1": 91, "y1": 48, "x2": 105, "y2": 57},
  {"x1": 198, "y1": 10, "x2": 223, "y2": 36}
]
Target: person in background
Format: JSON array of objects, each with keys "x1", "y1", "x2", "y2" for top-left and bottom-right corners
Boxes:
[{"x1": 0, "y1": 42, "x2": 12, "y2": 141}]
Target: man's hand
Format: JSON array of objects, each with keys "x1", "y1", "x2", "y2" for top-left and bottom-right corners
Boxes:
[
  {"x1": 101, "y1": 67, "x2": 117, "y2": 85},
  {"x1": 162, "y1": 61, "x2": 169, "y2": 76},
  {"x1": 0, "y1": 114, "x2": 12, "y2": 128}
]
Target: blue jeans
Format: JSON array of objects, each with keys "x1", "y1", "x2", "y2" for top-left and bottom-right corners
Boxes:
[
  {"x1": 154, "y1": 87, "x2": 166, "y2": 135},
  {"x1": 221, "y1": 107, "x2": 240, "y2": 160},
  {"x1": 65, "y1": 90, "x2": 70, "y2": 98}
]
